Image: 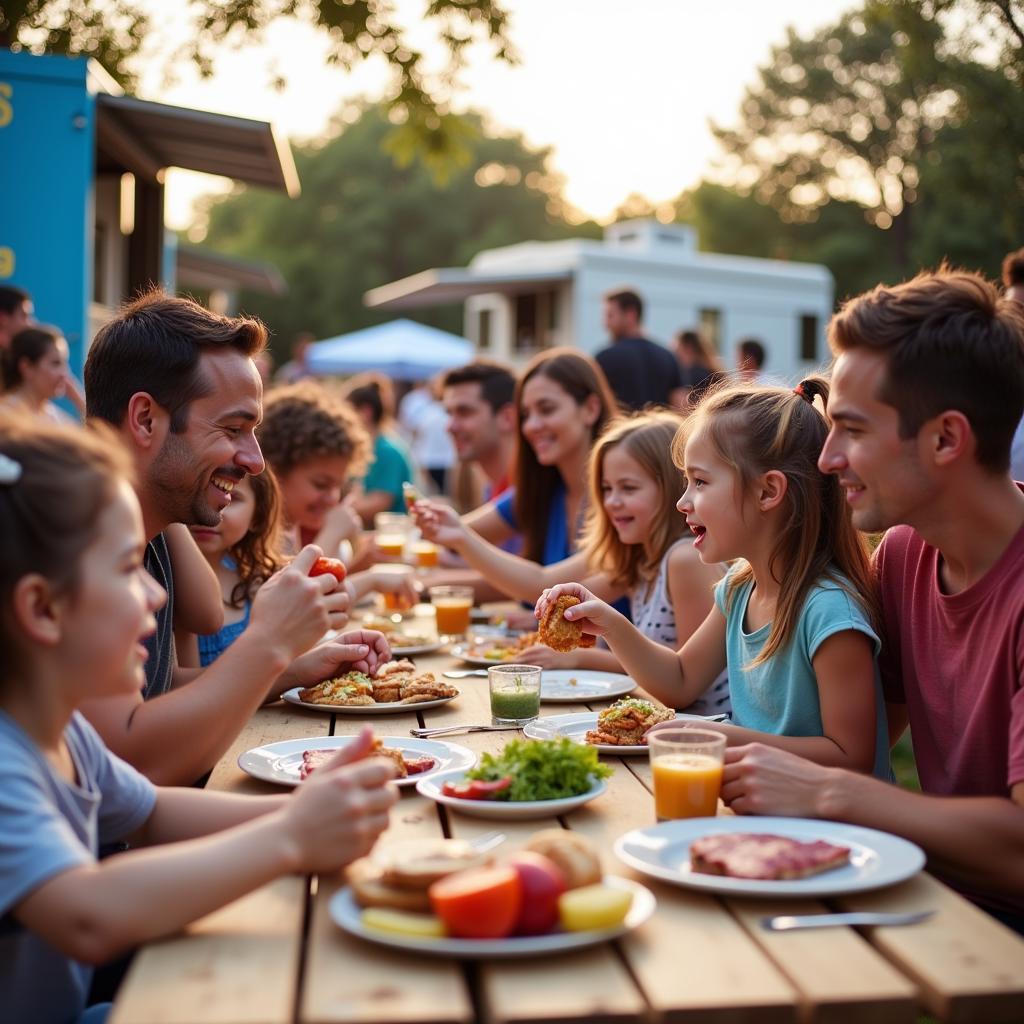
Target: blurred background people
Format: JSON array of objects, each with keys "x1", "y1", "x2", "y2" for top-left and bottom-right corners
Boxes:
[
  {"x1": 736, "y1": 337, "x2": 766, "y2": 382},
  {"x1": 0, "y1": 325, "x2": 75, "y2": 424},
  {"x1": 673, "y1": 327, "x2": 723, "y2": 404}
]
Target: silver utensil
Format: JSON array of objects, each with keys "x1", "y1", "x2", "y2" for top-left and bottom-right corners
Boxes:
[
  {"x1": 410, "y1": 724, "x2": 524, "y2": 738},
  {"x1": 762, "y1": 910, "x2": 934, "y2": 931},
  {"x1": 442, "y1": 669, "x2": 489, "y2": 679},
  {"x1": 469, "y1": 831, "x2": 507, "y2": 853}
]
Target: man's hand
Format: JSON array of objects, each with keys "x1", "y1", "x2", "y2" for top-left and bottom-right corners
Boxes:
[
  {"x1": 720, "y1": 743, "x2": 834, "y2": 817},
  {"x1": 250, "y1": 546, "x2": 351, "y2": 664},
  {"x1": 275, "y1": 630, "x2": 391, "y2": 694},
  {"x1": 281, "y1": 727, "x2": 398, "y2": 873}
]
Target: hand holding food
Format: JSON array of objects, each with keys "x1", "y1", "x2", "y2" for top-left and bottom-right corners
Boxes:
[
  {"x1": 537, "y1": 595, "x2": 597, "y2": 653},
  {"x1": 535, "y1": 584, "x2": 616, "y2": 643},
  {"x1": 409, "y1": 499, "x2": 468, "y2": 550},
  {"x1": 309, "y1": 555, "x2": 347, "y2": 583}
]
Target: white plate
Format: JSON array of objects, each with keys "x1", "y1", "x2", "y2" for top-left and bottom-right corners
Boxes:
[
  {"x1": 330, "y1": 875, "x2": 655, "y2": 958},
  {"x1": 237, "y1": 736, "x2": 475, "y2": 789},
  {"x1": 540, "y1": 670, "x2": 635, "y2": 704},
  {"x1": 281, "y1": 687, "x2": 458, "y2": 715},
  {"x1": 390, "y1": 640, "x2": 444, "y2": 656},
  {"x1": 523, "y1": 711, "x2": 714, "y2": 755},
  {"x1": 416, "y1": 769, "x2": 607, "y2": 819},
  {"x1": 448, "y1": 639, "x2": 540, "y2": 667},
  {"x1": 614, "y1": 817, "x2": 926, "y2": 898}
]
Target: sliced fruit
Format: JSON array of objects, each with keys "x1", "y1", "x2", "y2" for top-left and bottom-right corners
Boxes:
[
  {"x1": 429, "y1": 866, "x2": 522, "y2": 938},
  {"x1": 558, "y1": 884, "x2": 633, "y2": 932},
  {"x1": 440, "y1": 776, "x2": 513, "y2": 800},
  {"x1": 361, "y1": 907, "x2": 447, "y2": 938}
]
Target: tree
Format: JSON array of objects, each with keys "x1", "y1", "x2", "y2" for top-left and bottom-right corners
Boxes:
[
  {"x1": 0, "y1": 0, "x2": 516, "y2": 169},
  {"x1": 195, "y1": 103, "x2": 599, "y2": 356}
]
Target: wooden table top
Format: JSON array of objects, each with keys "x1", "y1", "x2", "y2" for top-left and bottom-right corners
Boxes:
[{"x1": 110, "y1": 624, "x2": 1024, "y2": 1024}]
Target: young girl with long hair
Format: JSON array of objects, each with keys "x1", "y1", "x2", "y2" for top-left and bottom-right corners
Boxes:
[
  {"x1": 414, "y1": 412, "x2": 730, "y2": 712},
  {"x1": 0, "y1": 418, "x2": 395, "y2": 1023},
  {"x1": 537, "y1": 379, "x2": 890, "y2": 777}
]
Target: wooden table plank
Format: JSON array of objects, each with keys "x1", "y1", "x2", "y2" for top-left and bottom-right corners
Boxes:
[{"x1": 838, "y1": 872, "x2": 1024, "y2": 1023}]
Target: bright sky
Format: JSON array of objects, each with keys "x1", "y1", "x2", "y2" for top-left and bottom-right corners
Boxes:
[{"x1": 137, "y1": 0, "x2": 857, "y2": 231}]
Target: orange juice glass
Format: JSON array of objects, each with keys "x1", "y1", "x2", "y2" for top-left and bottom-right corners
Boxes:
[
  {"x1": 648, "y1": 728, "x2": 726, "y2": 820},
  {"x1": 412, "y1": 540, "x2": 439, "y2": 568},
  {"x1": 374, "y1": 512, "x2": 411, "y2": 560},
  {"x1": 429, "y1": 585, "x2": 474, "y2": 640}
]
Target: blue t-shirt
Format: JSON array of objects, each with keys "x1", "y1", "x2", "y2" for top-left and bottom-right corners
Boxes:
[
  {"x1": 714, "y1": 564, "x2": 890, "y2": 779},
  {"x1": 0, "y1": 711, "x2": 156, "y2": 1023},
  {"x1": 197, "y1": 603, "x2": 252, "y2": 667},
  {"x1": 362, "y1": 433, "x2": 415, "y2": 514}
]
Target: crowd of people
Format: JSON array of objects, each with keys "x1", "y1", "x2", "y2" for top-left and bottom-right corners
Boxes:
[{"x1": 1, "y1": 254, "x2": 1023, "y2": 1022}]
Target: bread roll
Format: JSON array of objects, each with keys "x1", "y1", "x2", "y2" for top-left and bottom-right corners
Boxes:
[
  {"x1": 524, "y1": 829, "x2": 602, "y2": 889},
  {"x1": 373, "y1": 838, "x2": 492, "y2": 890},
  {"x1": 347, "y1": 859, "x2": 433, "y2": 912}
]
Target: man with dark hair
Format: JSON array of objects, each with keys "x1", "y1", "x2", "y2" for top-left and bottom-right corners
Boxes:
[
  {"x1": 595, "y1": 288, "x2": 686, "y2": 410},
  {"x1": 721, "y1": 269, "x2": 1024, "y2": 932},
  {"x1": 441, "y1": 360, "x2": 517, "y2": 501},
  {"x1": 736, "y1": 337, "x2": 766, "y2": 382},
  {"x1": 82, "y1": 290, "x2": 385, "y2": 785}
]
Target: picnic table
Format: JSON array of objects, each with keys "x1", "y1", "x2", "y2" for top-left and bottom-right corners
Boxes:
[{"x1": 110, "y1": 615, "x2": 1024, "y2": 1024}]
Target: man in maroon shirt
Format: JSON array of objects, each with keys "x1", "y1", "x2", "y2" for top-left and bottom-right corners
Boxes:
[{"x1": 720, "y1": 269, "x2": 1024, "y2": 930}]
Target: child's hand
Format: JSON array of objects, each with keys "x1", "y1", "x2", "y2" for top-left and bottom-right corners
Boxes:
[
  {"x1": 510, "y1": 643, "x2": 578, "y2": 669},
  {"x1": 535, "y1": 583, "x2": 615, "y2": 639},
  {"x1": 252, "y1": 546, "x2": 351, "y2": 661},
  {"x1": 284, "y1": 727, "x2": 398, "y2": 873},
  {"x1": 332, "y1": 629, "x2": 391, "y2": 675},
  {"x1": 278, "y1": 630, "x2": 391, "y2": 693},
  {"x1": 410, "y1": 500, "x2": 466, "y2": 550},
  {"x1": 369, "y1": 569, "x2": 421, "y2": 608}
]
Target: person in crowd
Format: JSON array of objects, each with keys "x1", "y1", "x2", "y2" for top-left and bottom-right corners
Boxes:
[
  {"x1": 273, "y1": 331, "x2": 314, "y2": 385},
  {"x1": 712, "y1": 269, "x2": 1024, "y2": 933},
  {"x1": 537, "y1": 377, "x2": 890, "y2": 779},
  {"x1": 0, "y1": 325, "x2": 76, "y2": 424},
  {"x1": 0, "y1": 285, "x2": 87, "y2": 417},
  {"x1": 398, "y1": 380, "x2": 455, "y2": 494},
  {"x1": 1002, "y1": 247, "x2": 1024, "y2": 480},
  {"x1": 736, "y1": 337, "x2": 766, "y2": 382},
  {"x1": 415, "y1": 412, "x2": 730, "y2": 711},
  {"x1": 82, "y1": 291, "x2": 388, "y2": 786},
  {"x1": 342, "y1": 374, "x2": 416, "y2": 525},
  {"x1": 595, "y1": 288, "x2": 687, "y2": 411},
  {"x1": 673, "y1": 328, "x2": 723, "y2": 404},
  {"x1": 0, "y1": 417, "x2": 397, "y2": 1024}
]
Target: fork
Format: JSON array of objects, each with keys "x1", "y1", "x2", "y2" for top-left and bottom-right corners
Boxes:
[
  {"x1": 762, "y1": 910, "x2": 934, "y2": 931},
  {"x1": 442, "y1": 669, "x2": 489, "y2": 679},
  {"x1": 410, "y1": 723, "x2": 523, "y2": 738}
]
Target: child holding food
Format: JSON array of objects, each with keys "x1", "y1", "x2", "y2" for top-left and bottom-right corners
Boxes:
[
  {"x1": 537, "y1": 380, "x2": 891, "y2": 778},
  {"x1": 0, "y1": 419, "x2": 398, "y2": 1023},
  {"x1": 414, "y1": 411, "x2": 730, "y2": 714}
]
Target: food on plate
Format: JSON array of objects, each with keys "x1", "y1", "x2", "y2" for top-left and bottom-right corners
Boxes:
[
  {"x1": 508, "y1": 852, "x2": 567, "y2": 935},
  {"x1": 441, "y1": 776, "x2": 513, "y2": 800},
  {"x1": 361, "y1": 907, "x2": 447, "y2": 938},
  {"x1": 429, "y1": 866, "x2": 522, "y2": 939},
  {"x1": 689, "y1": 833, "x2": 851, "y2": 880},
  {"x1": 298, "y1": 741, "x2": 436, "y2": 781},
  {"x1": 448, "y1": 738, "x2": 611, "y2": 803},
  {"x1": 297, "y1": 662, "x2": 457, "y2": 707},
  {"x1": 585, "y1": 697, "x2": 675, "y2": 745},
  {"x1": 538, "y1": 595, "x2": 597, "y2": 653},
  {"x1": 309, "y1": 555, "x2": 347, "y2": 583},
  {"x1": 349, "y1": 860, "x2": 434, "y2": 913},
  {"x1": 523, "y1": 829, "x2": 603, "y2": 890},
  {"x1": 558, "y1": 884, "x2": 633, "y2": 932},
  {"x1": 472, "y1": 631, "x2": 540, "y2": 661},
  {"x1": 375, "y1": 838, "x2": 493, "y2": 889}
]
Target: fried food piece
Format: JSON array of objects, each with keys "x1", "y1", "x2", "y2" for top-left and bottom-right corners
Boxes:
[
  {"x1": 585, "y1": 697, "x2": 675, "y2": 745},
  {"x1": 369, "y1": 740, "x2": 409, "y2": 778},
  {"x1": 399, "y1": 676, "x2": 458, "y2": 703},
  {"x1": 298, "y1": 673, "x2": 375, "y2": 706},
  {"x1": 374, "y1": 659, "x2": 417, "y2": 679},
  {"x1": 538, "y1": 595, "x2": 596, "y2": 653}
]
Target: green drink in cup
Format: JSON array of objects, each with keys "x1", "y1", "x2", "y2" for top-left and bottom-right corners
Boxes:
[{"x1": 488, "y1": 664, "x2": 542, "y2": 725}]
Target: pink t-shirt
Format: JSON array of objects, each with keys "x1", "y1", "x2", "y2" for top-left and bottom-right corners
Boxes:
[{"x1": 876, "y1": 522, "x2": 1024, "y2": 797}]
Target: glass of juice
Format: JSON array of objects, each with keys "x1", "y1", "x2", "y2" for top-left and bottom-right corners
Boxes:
[
  {"x1": 488, "y1": 664, "x2": 542, "y2": 725},
  {"x1": 429, "y1": 585, "x2": 474, "y2": 641},
  {"x1": 374, "y1": 564, "x2": 416, "y2": 615},
  {"x1": 374, "y1": 512, "x2": 411, "y2": 560},
  {"x1": 412, "y1": 540, "x2": 439, "y2": 568},
  {"x1": 648, "y1": 728, "x2": 726, "y2": 821}
]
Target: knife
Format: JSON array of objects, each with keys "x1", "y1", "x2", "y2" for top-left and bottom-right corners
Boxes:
[{"x1": 762, "y1": 910, "x2": 934, "y2": 931}]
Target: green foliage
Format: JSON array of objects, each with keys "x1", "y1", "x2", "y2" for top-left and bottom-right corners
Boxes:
[
  {"x1": 0, "y1": 0, "x2": 515, "y2": 164},
  {"x1": 197, "y1": 104, "x2": 596, "y2": 359}
]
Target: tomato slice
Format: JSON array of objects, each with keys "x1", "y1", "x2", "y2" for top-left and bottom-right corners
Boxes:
[
  {"x1": 441, "y1": 776, "x2": 513, "y2": 800},
  {"x1": 309, "y1": 556, "x2": 347, "y2": 583}
]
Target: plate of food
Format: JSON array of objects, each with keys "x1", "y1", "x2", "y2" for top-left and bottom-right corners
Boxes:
[
  {"x1": 237, "y1": 736, "x2": 475, "y2": 789},
  {"x1": 281, "y1": 661, "x2": 459, "y2": 714},
  {"x1": 540, "y1": 669, "x2": 635, "y2": 703},
  {"x1": 333, "y1": 830, "x2": 656, "y2": 957},
  {"x1": 523, "y1": 699, "x2": 713, "y2": 754},
  {"x1": 449, "y1": 632, "x2": 541, "y2": 667},
  {"x1": 415, "y1": 738, "x2": 612, "y2": 819},
  {"x1": 613, "y1": 817, "x2": 926, "y2": 898},
  {"x1": 389, "y1": 637, "x2": 444, "y2": 657}
]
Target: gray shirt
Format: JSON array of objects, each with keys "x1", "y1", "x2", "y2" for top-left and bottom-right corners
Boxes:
[{"x1": 0, "y1": 711, "x2": 156, "y2": 1023}]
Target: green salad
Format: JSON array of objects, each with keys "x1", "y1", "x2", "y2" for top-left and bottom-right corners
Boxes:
[{"x1": 465, "y1": 738, "x2": 612, "y2": 802}]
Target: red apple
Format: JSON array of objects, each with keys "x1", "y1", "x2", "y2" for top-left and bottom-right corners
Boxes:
[{"x1": 508, "y1": 852, "x2": 568, "y2": 935}]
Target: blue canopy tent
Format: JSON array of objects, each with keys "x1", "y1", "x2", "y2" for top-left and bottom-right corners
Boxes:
[{"x1": 306, "y1": 319, "x2": 473, "y2": 381}]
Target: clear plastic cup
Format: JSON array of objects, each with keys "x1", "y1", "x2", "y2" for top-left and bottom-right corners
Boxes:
[
  {"x1": 488, "y1": 664, "x2": 542, "y2": 725},
  {"x1": 648, "y1": 728, "x2": 726, "y2": 820}
]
